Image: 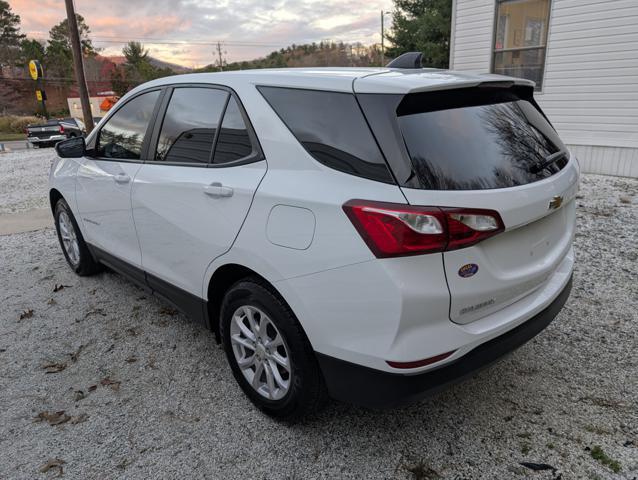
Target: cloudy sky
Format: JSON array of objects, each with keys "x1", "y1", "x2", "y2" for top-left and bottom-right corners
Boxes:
[{"x1": 12, "y1": 0, "x2": 394, "y2": 67}]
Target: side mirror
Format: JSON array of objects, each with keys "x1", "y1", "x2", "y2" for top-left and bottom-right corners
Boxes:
[{"x1": 55, "y1": 136, "x2": 86, "y2": 158}]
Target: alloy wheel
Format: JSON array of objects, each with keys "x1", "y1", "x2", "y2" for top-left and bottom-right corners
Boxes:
[
  {"x1": 58, "y1": 211, "x2": 80, "y2": 266},
  {"x1": 230, "y1": 305, "x2": 292, "y2": 400}
]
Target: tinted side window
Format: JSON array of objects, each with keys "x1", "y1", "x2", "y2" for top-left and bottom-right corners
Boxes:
[
  {"x1": 258, "y1": 86, "x2": 393, "y2": 183},
  {"x1": 156, "y1": 87, "x2": 228, "y2": 164},
  {"x1": 97, "y1": 90, "x2": 159, "y2": 159},
  {"x1": 212, "y1": 97, "x2": 254, "y2": 164}
]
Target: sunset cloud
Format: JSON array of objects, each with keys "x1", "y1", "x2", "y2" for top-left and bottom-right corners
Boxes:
[{"x1": 10, "y1": 0, "x2": 393, "y2": 67}]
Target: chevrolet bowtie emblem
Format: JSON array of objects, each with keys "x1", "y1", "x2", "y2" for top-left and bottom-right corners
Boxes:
[{"x1": 549, "y1": 195, "x2": 563, "y2": 210}]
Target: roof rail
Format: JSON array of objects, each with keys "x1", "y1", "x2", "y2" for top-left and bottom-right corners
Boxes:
[{"x1": 386, "y1": 52, "x2": 423, "y2": 69}]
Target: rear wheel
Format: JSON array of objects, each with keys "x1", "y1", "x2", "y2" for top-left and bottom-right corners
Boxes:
[
  {"x1": 220, "y1": 278, "x2": 327, "y2": 421},
  {"x1": 54, "y1": 199, "x2": 102, "y2": 276}
]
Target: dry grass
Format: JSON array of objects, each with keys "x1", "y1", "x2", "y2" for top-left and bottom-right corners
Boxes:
[{"x1": 0, "y1": 114, "x2": 40, "y2": 134}]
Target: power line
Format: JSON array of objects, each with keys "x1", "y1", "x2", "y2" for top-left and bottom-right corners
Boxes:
[{"x1": 23, "y1": 32, "x2": 286, "y2": 47}]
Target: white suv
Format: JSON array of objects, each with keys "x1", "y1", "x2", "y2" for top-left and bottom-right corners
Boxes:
[{"x1": 50, "y1": 65, "x2": 578, "y2": 420}]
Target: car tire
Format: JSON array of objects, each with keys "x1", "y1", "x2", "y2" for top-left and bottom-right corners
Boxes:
[
  {"x1": 220, "y1": 277, "x2": 328, "y2": 421},
  {"x1": 54, "y1": 199, "x2": 102, "y2": 276}
]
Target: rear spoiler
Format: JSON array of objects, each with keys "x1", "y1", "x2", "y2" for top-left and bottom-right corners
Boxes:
[{"x1": 382, "y1": 51, "x2": 536, "y2": 93}]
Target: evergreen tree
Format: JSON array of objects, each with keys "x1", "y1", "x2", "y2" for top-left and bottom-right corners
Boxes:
[
  {"x1": 19, "y1": 38, "x2": 45, "y2": 65},
  {"x1": 46, "y1": 14, "x2": 96, "y2": 78},
  {"x1": 0, "y1": 0, "x2": 25, "y2": 66},
  {"x1": 386, "y1": 0, "x2": 452, "y2": 68}
]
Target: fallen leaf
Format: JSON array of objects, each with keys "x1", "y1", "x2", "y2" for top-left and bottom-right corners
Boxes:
[
  {"x1": 43, "y1": 362, "x2": 67, "y2": 374},
  {"x1": 74, "y1": 390, "x2": 85, "y2": 401},
  {"x1": 84, "y1": 308, "x2": 106, "y2": 319},
  {"x1": 47, "y1": 298, "x2": 57, "y2": 305},
  {"x1": 70, "y1": 413, "x2": 89, "y2": 424},
  {"x1": 53, "y1": 284, "x2": 71, "y2": 293},
  {"x1": 35, "y1": 411, "x2": 71, "y2": 426},
  {"x1": 100, "y1": 377, "x2": 121, "y2": 391},
  {"x1": 39, "y1": 458, "x2": 65, "y2": 475},
  {"x1": 619, "y1": 196, "x2": 632, "y2": 204},
  {"x1": 159, "y1": 306, "x2": 178, "y2": 316},
  {"x1": 88, "y1": 385, "x2": 97, "y2": 392},
  {"x1": 19, "y1": 309, "x2": 34, "y2": 320},
  {"x1": 125, "y1": 356, "x2": 138, "y2": 363}
]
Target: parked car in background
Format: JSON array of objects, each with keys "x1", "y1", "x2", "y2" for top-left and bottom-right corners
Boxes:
[
  {"x1": 49, "y1": 62, "x2": 579, "y2": 420},
  {"x1": 27, "y1": 118, "x2": 85, "y2": 148}
]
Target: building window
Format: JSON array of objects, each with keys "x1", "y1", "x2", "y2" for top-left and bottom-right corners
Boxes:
[{"x1": 492, "y1": 0, "x2": 550, "y2": 90}]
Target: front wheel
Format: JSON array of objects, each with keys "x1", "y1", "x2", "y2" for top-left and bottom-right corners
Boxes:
[
  {"x1": 54, "y1": 199, "x2": 102, "y2": 276},
  {"x1": 220, "y1": 278, "x2": 328, "y2": 421}
]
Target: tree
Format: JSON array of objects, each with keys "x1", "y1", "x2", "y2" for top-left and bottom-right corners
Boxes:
[
  {"x1": 19, "y1": 38, "x2": 45, "y2": 65},
  {"x1": 0, "y1": 0, "x2": 25, "y2": 65},
  {"x1": 110, "y1": 66, "x2": 132, "y2": 97},
  {"x1": 46, "y1": 14, "x2": 96, "y2": 78},
  {"x1": 123, "y1": 41, "x2": 149, "y2": 67},
  {"x1": 48, "y1": 14, "x2": 95, "y2": 55},
  {"x1": 123, "y1": 41, "x2": 160, "y2": 81},
  {"x1": 386, "y1": 0, "x2": 452, "y2": 68},
  {"x1": 112, "y1": 41, "x2": 172, "y2": 93}
]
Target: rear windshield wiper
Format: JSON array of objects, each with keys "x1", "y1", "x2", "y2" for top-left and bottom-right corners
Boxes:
[{"x1": 529, "y1": 150, "x2": 568, "y2": 174}]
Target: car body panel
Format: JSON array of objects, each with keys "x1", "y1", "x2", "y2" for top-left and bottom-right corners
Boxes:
[
  {"x1": 401, "y1": 159, "x2": 579, "y2": 324},
  {"x1": 132, "y1": 160, "x2": 267, "y2": 297},
  {"x1": 75, "y1": 159, "x2": 144, "y2": 267}
]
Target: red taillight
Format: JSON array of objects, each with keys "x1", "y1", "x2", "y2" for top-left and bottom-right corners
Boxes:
[
  {"x1": 444, "y1": 207, "x2": 505, "y2": 250},
  {"x1": 386, "y1": 350, "x2": 455, "y2": 369},
  {"x1": 59, "y1": 125, "x2": 64, "y2": 134},
  {"x1": 343, "y1": 200, "x2": 504, "y2": 258}
]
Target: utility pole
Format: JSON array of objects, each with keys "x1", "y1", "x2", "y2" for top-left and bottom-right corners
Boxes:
[
  {"x1": 215, "y1": 42, "x2": 224, "y2": 71},
  {"x1": 381, "y1": 10, "x2": 385, "y2": 66},
  {"x1": 381, "y1": 10, "x2": 390, "y2": 66},
  {"x1": 64, "y1": 0, "x2": 94, "y2": 133}
]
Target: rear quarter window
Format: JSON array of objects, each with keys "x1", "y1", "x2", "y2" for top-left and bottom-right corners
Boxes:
[{"x1": 258, "y1": 86, "x2": 394, "y2": 184}]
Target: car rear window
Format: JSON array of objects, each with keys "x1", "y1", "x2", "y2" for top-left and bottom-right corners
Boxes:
[
  {"x1": 396, "y1": 89, "x2": 568, "y2": 190},
  {"x1": 258, "y1": 86, "x2": 394, "y2": 184}
]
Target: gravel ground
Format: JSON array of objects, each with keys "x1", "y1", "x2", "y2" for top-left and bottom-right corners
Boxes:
[
  {"x1": 0, "y1": 148, "x2": 55, "y2": 215},
  {"x1": 0, "y1": 150, "x2": 637, "y2": 479}
]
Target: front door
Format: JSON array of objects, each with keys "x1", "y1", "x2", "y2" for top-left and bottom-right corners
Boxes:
[
  {"x1": 132, "y1": 87, "x2": 267, "y2": 299},
  {"x1": 75, "y1": 89, "x2": 161, "y2": 269}
]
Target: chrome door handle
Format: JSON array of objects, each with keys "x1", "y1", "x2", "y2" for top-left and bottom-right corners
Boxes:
[
  {"x1": 203, "y1": 182, "x2": 234, "y2": 198},
  {"x1": 114, "y1": 173, "x2": 131, "y2": 184}
]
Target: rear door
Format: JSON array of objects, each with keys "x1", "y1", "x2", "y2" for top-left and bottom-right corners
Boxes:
[
  {"x1": 362, "y1": 87, "x2": 579, "y2": 324},
  {"x1": 132, "y1": 85, "x2": 266, "y2": 300}
]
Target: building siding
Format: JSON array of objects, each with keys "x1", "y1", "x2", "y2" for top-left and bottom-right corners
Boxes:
[{"x1": 450, "y1": 0, "x2": 638, "y2": 177}]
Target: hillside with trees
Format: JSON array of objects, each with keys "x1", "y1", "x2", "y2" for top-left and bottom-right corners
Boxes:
[{"x1": 199, "y1": 42, "x2": 385, "y2": 72}]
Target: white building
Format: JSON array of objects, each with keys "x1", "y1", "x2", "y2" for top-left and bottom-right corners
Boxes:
[{"x1": 449, "y1": 0, "x2": 638, "y2": 177}]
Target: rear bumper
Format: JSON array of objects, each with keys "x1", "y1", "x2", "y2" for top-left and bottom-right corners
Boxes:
[
  {"x1": 27, "y1": 135, "x2": 65, "y2": 144},
  {"x1": 316, "y1": 274, "x2": 572, "y2": 408}
]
